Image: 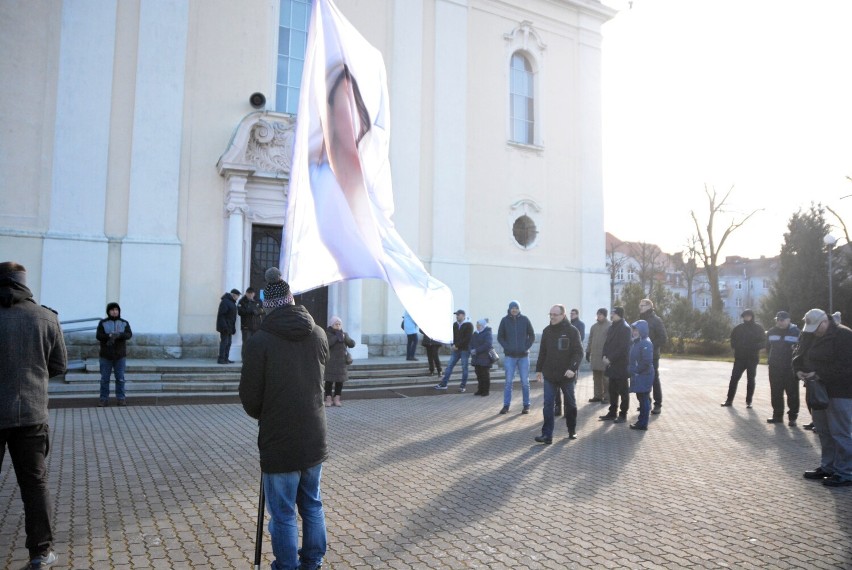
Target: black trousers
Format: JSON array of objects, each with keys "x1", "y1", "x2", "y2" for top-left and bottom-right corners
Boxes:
[
  {"x1": 218, "y1": 332, "x2": 232, "y2": 362},
  {"x1": 768, "y1": 367, "x2": 799, "y2": 420},
  {"x1": 474, "y1": 365, "x2": 491, "y2": 395},
  {"x1": 607, "y1": 377, "x2": 630, "y2": 417},
  {"x1": 727, "y1": 356, "x2": 758, "y2": 404},
  {"x1": 425, "y1": 345, "x2": 442, "y2": 373},
  {"x1": 0, "y1": 424, "x2": 53, "y2": 558},
  {"x1": 652, "y1": 354, "x2": 663, "y2": 406},
  {"x1": 324, "y1": 381, "x2": 343, "y2": 397}
]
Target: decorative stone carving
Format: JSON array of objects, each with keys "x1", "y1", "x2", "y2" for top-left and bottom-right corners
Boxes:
[
  {"x1": 245, "y1": 119, "x2": 297, "y2": 175},
  {"x1": 504, "y1": 20, "x2": 547, "y2": 53}
]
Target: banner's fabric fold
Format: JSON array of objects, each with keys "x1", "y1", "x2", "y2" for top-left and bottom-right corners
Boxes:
[{"x1": 282, "y1": 0, "x2": 453, "y2": 342}]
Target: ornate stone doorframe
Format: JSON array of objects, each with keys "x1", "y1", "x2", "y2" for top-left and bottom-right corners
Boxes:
[{"x1": 216, "y1": 111, "x2": 364, "y2": 360}]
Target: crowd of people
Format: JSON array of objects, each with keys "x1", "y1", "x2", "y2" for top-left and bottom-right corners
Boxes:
[{"x1": 4, "y1": 254, "x2": 851, "y2": 569}]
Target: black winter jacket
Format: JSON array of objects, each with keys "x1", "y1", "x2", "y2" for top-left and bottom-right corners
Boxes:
[
  {"x1": 639, "y1": 308, "x2": 668, "y2": 357},
  {"x1": 0, "y1": 280, "x2": 67, "y2": 429},
  {"x1": 238, "y1": 296, "x2": 264, "y2": 332},
  {"x1": 793, "y1": 321, "x2": 852, "y2": 399},
  {"x1": 96, "y1": 306, "x2": 132, "y2": 361},
  {"x1": 602, "y1": 319, "x2": 632, "y2": 379},
  {"x1": 536, "y1": 318, "x2": 583, "y2": 384},
  {"x1": 239, "y1": 305, "x2": 329, "y2": 473},
  {"x1": 451, "y1": 320, "x2": 474, "y2": 351},
  {"x1": 766, "y1": 324, "x2": 800, "y2": 371},
  {"x1": 730, "y1": 320, "x2": 765, "y2": 360},
  {"x1": 216, "y1": 293, "x2": 238, "y2": 334}
]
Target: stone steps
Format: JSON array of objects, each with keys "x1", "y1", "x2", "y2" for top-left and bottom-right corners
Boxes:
[{"x1": 49, "y1": 357, "x2": 514, "y2": 405}]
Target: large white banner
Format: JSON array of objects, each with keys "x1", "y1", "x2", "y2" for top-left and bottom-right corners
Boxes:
[{"x1": 282, "y1": 0, "x2": 453, "y2": 342}]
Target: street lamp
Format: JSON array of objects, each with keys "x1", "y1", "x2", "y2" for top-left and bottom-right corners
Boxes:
[{"x1": 824, "y1": 233, "x2": 837, "y2": 314}]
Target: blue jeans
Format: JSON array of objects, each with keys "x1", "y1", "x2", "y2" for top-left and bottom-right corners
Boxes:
[
  {"x1": 541, "y1": 379, "x2": 576, "y2": 437},
  {"x1": 99, "y1": 357, "x2": 126, "y2": 400},
  {"x1": 813, "y1": 398, "x2": 852, "y2": 480},
  {"x1": 439, "y1": 350, "x2": 469, "y2": 387},
  {"x1": 635, "y1": 392, "x2": 651, "y2": 427},
  {"x1": 264, "y1": 464, "x2": 327, "y2": 570},
  {"x1": 502, "y1": 356, "x2": 530, "y2": 408}
]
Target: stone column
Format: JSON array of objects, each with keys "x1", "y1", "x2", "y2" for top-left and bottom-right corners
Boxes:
[{"x1": 224, "y1": 175, "x2": 250, "y2": 362}]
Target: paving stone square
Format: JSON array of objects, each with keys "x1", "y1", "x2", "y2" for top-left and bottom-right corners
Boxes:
[{"x1": 2, "y1": 360, "x2": 850, "y2": 569}]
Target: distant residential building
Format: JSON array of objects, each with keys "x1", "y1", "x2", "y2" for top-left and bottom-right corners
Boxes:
[{"x1": 607, "y1": 233, "x2": 779, "y2": 319}]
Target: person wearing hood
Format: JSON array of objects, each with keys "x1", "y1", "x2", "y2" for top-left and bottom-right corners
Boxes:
[
  {"x1": 95, "y1": 302, "x2": 133, "y2": 407},
  {"x1": 216, "y1": 288, "x2": 241, "y2": 364},
  {"x1": 497, "y1": 300, "x2": 536, "y2": 415},
  {"x1": 628, "y1": 320, "x2": 655, "y2": 431},
  {"x1": 1, "y1": 262, "x2": 67, "y2": 568},
  {"x1": 324, "y1": 315, "x2": 356, "y2": 407},
  {"x1": 239, "y1": 267, "x2": 330, "y2": 568},
  {"x1": 722, "y1": 309, "x2": 766, "y2": 408},
  {"x1": 793, "y1": 308, "x2": 852, "y2": 487},
  {"x1": 434, "y1": 310, "x2": 474, "y2": 392},
  {"x1": 600, "y1": 307, "x2": 632, "y2": 423},
  {"x1": 469, "y1": 318, "x2": 495, "y2": 396},
  {"x1": 534, "y1": 305, "x2": 583, "y2": 443},
  {"x1": 638, "y1": 299, "x2": 668, "y2": 414}
]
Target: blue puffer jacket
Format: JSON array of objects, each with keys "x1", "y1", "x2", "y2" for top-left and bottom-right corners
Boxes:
[
  {"x1": 628, "y1": 320, "x2": 655, "y2": 394},
  {"x1": 469, "y1": 326, "x2": 493, "y2": 368}
]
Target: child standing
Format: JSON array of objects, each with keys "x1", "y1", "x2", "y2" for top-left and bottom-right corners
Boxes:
[{"x1": 628, "y1": 320, "x2": 655, "y2": 430}]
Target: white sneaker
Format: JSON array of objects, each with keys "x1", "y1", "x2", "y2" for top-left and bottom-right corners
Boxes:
[
  {"x1": 433, "y1": 384, "x2": 448, "y2": 390},
  {"x1": 458, "y1": 387, "x2": 466, "y2": 393},
  {"x1": 30, "y1": 550, "x2": 57, "y2": 568}
]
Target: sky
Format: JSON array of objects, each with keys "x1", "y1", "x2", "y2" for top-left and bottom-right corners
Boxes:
[{"x1": 600, "y1": 0, "x2": 852, "y2": 260}]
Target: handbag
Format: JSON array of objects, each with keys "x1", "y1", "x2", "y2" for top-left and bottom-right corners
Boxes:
[
  {"x1": 345, "y1": 350, "x2": 353, "y2": 365},
  {"x1": 805, "y1": 376, "x2": 829, "y2": 411},
  {"x1": 488, "y1": 348, "x2": 500, "y2": 363}
]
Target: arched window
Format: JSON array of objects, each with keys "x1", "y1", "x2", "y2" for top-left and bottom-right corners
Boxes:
[
  {"x1": 276, "y1": 0, "x2": 312, "y2": 114},
  {"x1": 510, "y1": 52, "x2": 534, "y2": 144}
]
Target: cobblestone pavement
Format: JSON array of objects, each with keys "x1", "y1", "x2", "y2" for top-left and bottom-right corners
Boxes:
[{"x1": 2, "y1": 360, "x2": 850, "y2": 569}]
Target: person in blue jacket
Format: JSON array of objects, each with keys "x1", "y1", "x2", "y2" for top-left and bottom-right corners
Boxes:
[
  {"x1": 628, "y1": 320, "x2": 655, "y2": 430},
  {"x1": 497, "y1": 300, "x2": 536, "y2": 415},
  {"x1": 469, "y1": 318, "x2": 494, "y2": 396}
]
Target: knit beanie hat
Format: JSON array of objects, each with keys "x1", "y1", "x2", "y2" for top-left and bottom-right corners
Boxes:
[
  {"x1": 612, "y1": 307, "x2": 625, "y2": 319},
  {"x1": 476, "y1": 318, "x2": 489, "y2": 328},
  {"x1": 328, "y1": 315, "x2": 342, "y2": 327},
  {"x1": 263, "y1": 267, "x2": 294, "y2": 309}
]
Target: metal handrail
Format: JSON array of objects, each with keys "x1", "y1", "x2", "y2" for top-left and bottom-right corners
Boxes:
[{"x1": 61, "y1": 317, "x2": 100, "y2": 333}]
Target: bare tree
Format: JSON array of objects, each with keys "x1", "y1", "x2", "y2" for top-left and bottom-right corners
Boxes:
[
  {"x1": 671, "y1": 237, "x2": 699, "y2": 304},
  {"x1": 690, "y1": 185, "x2": 761, "y2": 313},
  {"x1": 629, "y1": 241, "x2": 665, "y2": 297},
  {"x1": 606, "y1": 240, "x2": 628, "y2": 308}
]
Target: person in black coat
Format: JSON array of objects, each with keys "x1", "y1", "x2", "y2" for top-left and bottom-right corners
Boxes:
[
  {"x1": 722, "y1": 309, "x2": 766, "y2": 407},
  {"x1": 534, "y1": 305, "x2": 584, "y2": 443},
  {"x1": 95, "y1": 302, "x2": 133, "y2": 406},
  {"x1": 600, "y1": 307, "x2": 633, "y2": 422},
  {"x1": 216, "y1": 288, "x2": 240, "y2": 364},
  {"x1": 239, "y1": 268, "x2": 330, "y2": 567},
  {"x1": 420, "y1": 330, "x2": 443, "y2": 376}
]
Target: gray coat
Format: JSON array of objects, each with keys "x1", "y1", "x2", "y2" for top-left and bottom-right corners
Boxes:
[
  {"x1": 586, "y1": 319, "x2": 611, "y2": 372},
  {"x1": 325, "y1": 328, "x2": 355, "y2": 383},
  {"x1": 0, "y1": 281, "x2": 67, "y2": 429}
]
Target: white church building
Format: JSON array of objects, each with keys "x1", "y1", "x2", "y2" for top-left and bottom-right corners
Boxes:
[{"x1": 0, "y1": 0, "x2": 615, "y2": 359}]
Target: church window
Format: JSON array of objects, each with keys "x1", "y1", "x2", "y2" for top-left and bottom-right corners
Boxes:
[{"x1": 276, "y1": 0, "x2": 312, "y2": 114}]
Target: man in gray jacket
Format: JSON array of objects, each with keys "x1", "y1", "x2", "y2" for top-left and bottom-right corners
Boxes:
[
  {"x1": 585, "y1": 308, "x2": 611, "y2": 404},
  {"x1": 0, "y1": 261, "x2": 67, "y2": 568}
]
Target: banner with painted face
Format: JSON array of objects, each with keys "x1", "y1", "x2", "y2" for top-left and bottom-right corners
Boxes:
[{"x1": 282, "y1": 0, "x2": 453, "y2": 342}]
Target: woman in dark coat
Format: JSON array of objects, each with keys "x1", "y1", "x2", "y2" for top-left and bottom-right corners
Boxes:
[
  {"x1": 325, "y1": 316, "x2": 356, "y2": 407},
  {"x1": 469, "y1": 318, "x2": 494, "y2": 396}
]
